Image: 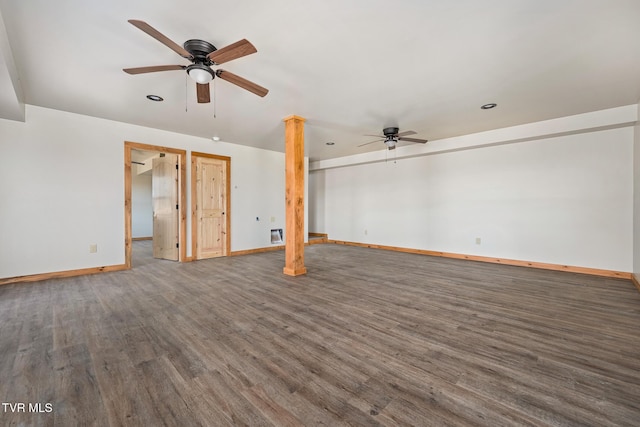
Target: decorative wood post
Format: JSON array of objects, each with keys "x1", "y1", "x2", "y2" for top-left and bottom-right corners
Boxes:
[{"x1": 283, "y1": 115, "x2": 307, "y2": 276}]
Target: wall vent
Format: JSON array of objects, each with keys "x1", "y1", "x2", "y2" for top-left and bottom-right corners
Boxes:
[{"x1": 271, "y1": 229, "x2": 283, "y2": 244}]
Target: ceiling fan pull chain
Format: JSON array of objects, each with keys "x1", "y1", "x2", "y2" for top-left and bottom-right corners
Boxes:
[
  {"x1": 185, "y1": 74, "x2": 189, "y2": 112},
  {"x1": 213, "y1": 78, "x2": 217, "y2": 119}
]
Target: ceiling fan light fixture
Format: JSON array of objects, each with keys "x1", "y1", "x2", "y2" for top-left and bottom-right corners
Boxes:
[
  {"x1": 385, "y1": 137, "x2": 397, "y2": 149},
  {"x1": 187, "y1": 64, "x2": 214, "y2": 84}
]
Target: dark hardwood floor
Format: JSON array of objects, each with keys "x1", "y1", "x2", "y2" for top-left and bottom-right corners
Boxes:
[{"x1": 1, "y1": 241, "x2": 639, "y2": 426}]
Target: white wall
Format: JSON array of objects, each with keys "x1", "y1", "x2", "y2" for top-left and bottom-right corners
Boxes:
[
  {"x1": 131, "y1": 172, "x2": 152, "y2": 238},
  {"x1": 308, "y1": 169, "x2": 325, "y2": 232},
  {"x1": 215, "y1": 143, "x2": 287, "y2": 251},
  {"x1": 310, "y1": 111, "x2": 634, "y2": 273},
  {"x1": 634, "y1": 101, "x2": 640, "y2": 282},
  {"x1": 0, "y1": 105, "x2": 295, "y2": 278}
]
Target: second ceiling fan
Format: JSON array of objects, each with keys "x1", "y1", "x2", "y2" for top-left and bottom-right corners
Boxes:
[
  {"x1": 123, "y1": 20, "x2": 268, "y2": 103},
  {"x1": 359, "y1": 127, "x2": 428, "y2": 150}
]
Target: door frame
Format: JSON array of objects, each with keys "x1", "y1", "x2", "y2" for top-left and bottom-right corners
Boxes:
[
  {"x1": 191, "y1": 151, "x2": 231, "y2": 259},
  {"x1": 125, "y1": 141, "x2": 187, "y2": 268}
]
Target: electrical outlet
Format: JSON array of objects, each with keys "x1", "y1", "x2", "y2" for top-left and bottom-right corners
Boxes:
[
  {"x1": 89, "y1": 244, "x2": 98, "y2": 253},
  {"x1": 475, "y1": 237, "x2": 481, "y2": 245}
]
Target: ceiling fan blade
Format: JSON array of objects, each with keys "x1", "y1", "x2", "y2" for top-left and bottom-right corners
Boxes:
[
  {"x1": 128, "y1": 19, "x2": 193, "y2": 59},
  {"x1": 207, "y1": 39, "x2": 257, "y2": 64},
  {"x1": 215, "y1": 70, "x2": 268, "y2": 97},
  {"x1": 363, "y1": 134, "x2": 385, "y2": 138},
  {"x1": 123, "y1": 65, "x2": 185, "y2": 74},
  {"x1": 358, "y1": 139, "x2": 382, "y2": 147},
  {"x1": 398, "y1": 137, "x2": 428, "y2": 143},
  {"x1": 397, "y1": 130, "x2": 417, "y2": 137},
  {"x1": 196, "y1": 83, "x2": 210, "y2": 103}
]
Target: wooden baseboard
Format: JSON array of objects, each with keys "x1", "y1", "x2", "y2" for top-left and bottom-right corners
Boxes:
[
  {"x1": 230, "y1": 245, "x2": 286, "y2": 256},
  {"x1": 230, "y1": 240, "x2": 323, "y2": 257},
  {"x1": 308, "y1": 232, "x2": 328, "y2": 245},
  {"x1": 632, "y1": 274, "x2": 640, "y2": 292},
  {"x1": 327, "y1": 240, "x2": 631, "y2": 280},
  {"x1": 0, "y1": 264, "x2": 129, "y2": 286},
  {"x1": 132, "y1": 236, "x2": 152, "y2": 241},
  {"x1": 6, "y1": 241, "x2": 628, "y2": 286},
  {"x1": 309, "y1": 232, "x2": 328, "y2": 238}
]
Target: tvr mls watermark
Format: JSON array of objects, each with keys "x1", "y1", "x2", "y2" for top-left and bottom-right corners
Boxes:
[{"x1": 2, "y1": 402, "x2": 53, "y2": 413}]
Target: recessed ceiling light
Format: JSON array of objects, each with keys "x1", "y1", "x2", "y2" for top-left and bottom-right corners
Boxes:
[
  {"x1": 212, "y1": 136, "x2": 220, "y2": 141},
  {"x1": 481, "y1": 103, "x2": 497, "y2": 109},
  {"x1": 146, "y1": 95, "x2": 163, "y2": 102},
  {"x1": 326, "y1": 142, "x2": 335, "y2": 145}
]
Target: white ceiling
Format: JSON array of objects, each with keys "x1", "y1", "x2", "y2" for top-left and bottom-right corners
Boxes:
[{"x1": 1, "y1": 0, "x2": 639, "y2": 161}]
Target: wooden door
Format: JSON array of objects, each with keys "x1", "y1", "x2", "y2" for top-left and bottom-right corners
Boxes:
[
  {"x1": 152, "y1": 154, "x2": 179, "y2": 261},
  {"x1": 196, "y1": 156, "x2": 227, "y2": 259}
]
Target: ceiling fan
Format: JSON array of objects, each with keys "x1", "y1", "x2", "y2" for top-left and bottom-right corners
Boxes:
[
  {"x1": 123, "y1": 20, "x2": 268, "y2": 103},
  {"x1": 359, "y1": 127, "x2": 428, "y2": 150}
]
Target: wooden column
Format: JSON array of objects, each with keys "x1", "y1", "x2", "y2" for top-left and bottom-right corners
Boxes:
[{"x1": 283, "y1": 115, "x2": 307, "y2": 276}]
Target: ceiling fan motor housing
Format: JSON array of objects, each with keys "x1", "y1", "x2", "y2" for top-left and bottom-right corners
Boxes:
[
  {"x1": 383, "y1": 127, "x2": 400, "y2": 137},
  {"x1": 183, "y1": 39, "x2": 217, "y2": 64}
]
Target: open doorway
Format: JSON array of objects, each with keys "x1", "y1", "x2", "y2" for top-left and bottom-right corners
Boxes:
[{"x1": 124, "y1": 141, "x2": 187, "y2": 269}]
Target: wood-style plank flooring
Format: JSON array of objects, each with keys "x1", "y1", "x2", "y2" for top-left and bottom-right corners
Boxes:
[{"x1": 1, "y1": 241, "x2": 640, "y2": 426}]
